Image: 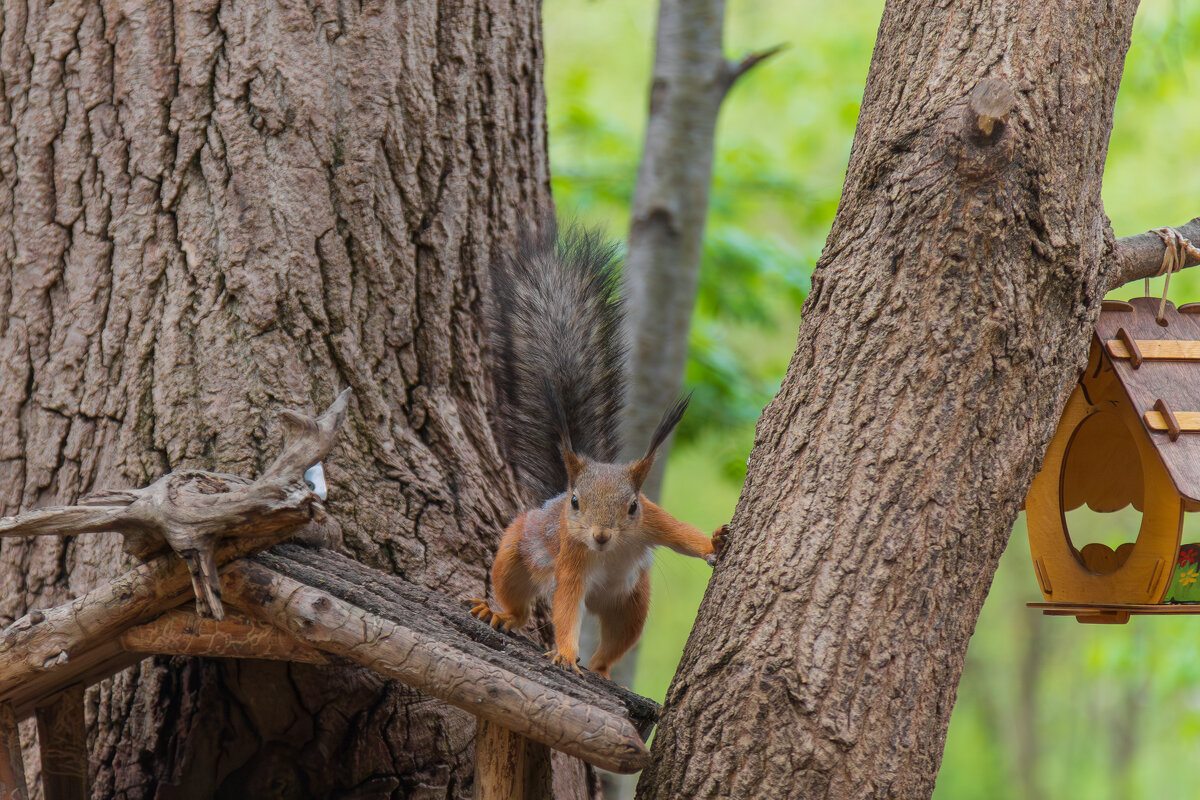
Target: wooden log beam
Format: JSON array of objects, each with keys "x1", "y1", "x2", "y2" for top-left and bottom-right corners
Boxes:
[
  {"x1": 34, "y1": 685, "x2": 86, "y2": 800},
  {"x1": 0, "y1": 704, "x2": 27, "y2": 800},
  {"x1": 474, "y1": 718, "x2": 552, "y2": 800},
  {"x1": 0, "y1": 536, "x2": 306, "y2": 718},
  {"x1": 120, "y1": 609, "x2": 329, "y2": 664},
  {"x1": 223, "y1": 558, "x2": 653, "y2": 773}
]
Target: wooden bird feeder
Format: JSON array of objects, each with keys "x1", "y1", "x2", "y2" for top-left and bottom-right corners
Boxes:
[
  {"x1": 0, "y1": 393, "x2": 657, "y2": 800},
  {"x1": 1027, "y1": 297, "x2": 1200, "y2": 624}
]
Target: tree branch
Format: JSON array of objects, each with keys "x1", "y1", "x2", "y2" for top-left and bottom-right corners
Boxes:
[
  {"x1": 119, "y1": 609, "x2": 329, "y2": 663},
  {"x1": 0, "y1": 504, "x2": 137, "y2": 539},
  {"x1": 724, "y1": 43, "x2": 788, "y2": 92},
  {"x1": 1108, "y1": 217, "x2": 1200, "y2": 291},
  {"x1": 0, "y1": 536, "x2": 278, "y2": 716}
]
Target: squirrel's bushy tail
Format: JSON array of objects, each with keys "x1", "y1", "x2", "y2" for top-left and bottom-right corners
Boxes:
[{"x1": 487, "y1": 221, "x2": 626, "y2": 502}]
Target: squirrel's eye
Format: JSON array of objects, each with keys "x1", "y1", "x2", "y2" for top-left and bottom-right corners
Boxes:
[
  {"x1": 571, "y1": 494, "x2": 579, "y2": 511},
  {"x1": 629, "y1": 499, "x2": 638, "y2": 515}
]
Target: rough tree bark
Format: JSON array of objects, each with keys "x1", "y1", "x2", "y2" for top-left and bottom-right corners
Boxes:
[
  {"x1": 0, "y1": 0, "x2": 585, "y2": 796},
  {"x1": 639, "y1": 3, "x2": 1188, "y2": 799}
]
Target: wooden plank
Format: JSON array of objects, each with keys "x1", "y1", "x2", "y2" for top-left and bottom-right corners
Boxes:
[
  {"x1": 1106, "y1": 338, "x2": 1200, "y2": 361},
  {"x1": 1028, "y1": 602, "x2": 1200, "y2": 614},
  {"x1": 34, "y1": 685, "x2": 86, "y2": 800},
  {"x1": 1144, "y1": 410, "x2": 1200, "y2": 433},
  {"x1": 223, "y1": 559, "x2": 654, "y2": 774},
  {"x1": 0, "y1": 704, "x2": 27, "y2": 800},
  {"x1": 474, "y1": 719, "x2": 552, "y2": 800}
]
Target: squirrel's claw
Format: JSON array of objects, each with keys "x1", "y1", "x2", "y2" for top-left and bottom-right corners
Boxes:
[
  {"x1": 544, "y1": 650, "x2": 583, "y2": 674},
  {"x1": 468, "y1": 598, "x2": 520, "y2": 631},
  {"x1": 706, "y1": 524, "x2": 729, "y2": 566}
]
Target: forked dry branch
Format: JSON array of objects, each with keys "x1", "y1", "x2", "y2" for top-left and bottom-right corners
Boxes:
[{"x1": 0, "y1": 389, "x2": 352, "y2": 621}]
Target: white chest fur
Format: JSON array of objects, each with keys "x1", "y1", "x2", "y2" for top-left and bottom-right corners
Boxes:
[{"x1": 584, "y1": 542, "x2": 654, "y2": 603}]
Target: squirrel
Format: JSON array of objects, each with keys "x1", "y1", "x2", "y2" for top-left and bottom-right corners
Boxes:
[{"x1": 470, "y1": 222, "x2": 727, "y2": 679}]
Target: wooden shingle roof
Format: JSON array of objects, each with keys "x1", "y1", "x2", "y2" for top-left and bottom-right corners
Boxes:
[{"x1": 1095, "y1": 296, "x2": 1200, "y2": 505}]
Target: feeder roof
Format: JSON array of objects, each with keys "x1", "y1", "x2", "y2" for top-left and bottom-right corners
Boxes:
[{"x1": 1095, "y1": 296, "x2": 1200, "y2": 503}]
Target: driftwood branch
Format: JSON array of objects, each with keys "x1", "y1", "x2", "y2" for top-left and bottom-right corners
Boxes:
[
  {"x1": 0, "y1": 535, "x2": 315, "y2": 717},
  {"x1": 1109, "y1": 217, "x2": 1200, "y2": 290},
  {"x1": 0, "y1": 390, "x2": 351, "y2": 620},
  {"x1": 223, "y1": 546, "x2": 659, "y2": 773},
  {"x1": 0, "y1": 542, "x2": 661, "y2": 785}
]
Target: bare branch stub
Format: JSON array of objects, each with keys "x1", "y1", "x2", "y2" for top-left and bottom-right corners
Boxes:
[
  {"x1": 724, "y1": 43, "x2": 788, "y2": 93},
  {"x1": 966, "y1": 77, "x2": 1018, "y2": 142},
  {"x1": 1109, "y1": 218, "x2": 1200, "y2": 290},
  {"x1": 0, "y1": 389, "x2": 352, "y2": 620}
]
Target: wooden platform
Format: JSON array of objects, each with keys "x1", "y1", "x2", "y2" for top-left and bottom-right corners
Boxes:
[
  {"x1": 0, "y1": 543, "x2": 662, "y2": 800},
  {"x1": 1029, "y1": 601, "x2": 1200, "y2": 624}
]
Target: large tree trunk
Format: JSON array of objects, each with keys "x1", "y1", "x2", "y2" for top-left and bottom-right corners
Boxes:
[
  {"x1": 0, "y1": 0, "x2": 573, "y2": 796},
  {"x1": 639, "y1": 2, "x2": 1145, "y2": 798}
]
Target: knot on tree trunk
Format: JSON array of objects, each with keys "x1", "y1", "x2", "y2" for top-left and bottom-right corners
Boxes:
[
  {"x1": 952, "y1": 78, "x2": 1019, "y2": 181},
  {"x1": 967, "y1": 78, "x2": 1018, "y2": 143}
]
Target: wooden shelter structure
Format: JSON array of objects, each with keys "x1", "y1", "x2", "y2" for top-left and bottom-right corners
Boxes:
[
  {"x1": 1027, "y1": 297, "x2": 1200, "y2": 623},
  {"x1": 0, "y1": 393, "x2": 658, "y2": 799}
]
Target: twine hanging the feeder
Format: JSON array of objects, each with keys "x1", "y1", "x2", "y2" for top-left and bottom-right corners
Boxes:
[{"x1": 1146, "y1": 227, "x2": 1200, "y2": 324}]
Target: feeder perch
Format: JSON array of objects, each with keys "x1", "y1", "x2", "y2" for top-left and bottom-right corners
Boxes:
[{"x1": 1027, "y1": 297, "x2": 1200, "y2": 623}]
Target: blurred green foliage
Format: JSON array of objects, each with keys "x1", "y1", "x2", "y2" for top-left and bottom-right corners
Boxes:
[{"x1": 544, "y1": 0, "x2": 1200, "y2": 797}]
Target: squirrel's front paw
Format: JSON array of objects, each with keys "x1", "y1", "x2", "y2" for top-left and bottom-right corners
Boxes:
[
  {"x1": 706, "y1": 524, "x2": 729, "y2": 566},
  {"x1": 544, "y1": 649, "x2": 583, "y2": 675},
  {"x1": 468, "y1": 598, "x2": 517, "y2": 631}
]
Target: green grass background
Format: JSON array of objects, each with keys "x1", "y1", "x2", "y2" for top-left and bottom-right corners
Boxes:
[{"x1": 543, "y1": 0, "x2": 1200, "y2": 796}]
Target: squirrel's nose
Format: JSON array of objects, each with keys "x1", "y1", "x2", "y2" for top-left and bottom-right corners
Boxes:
[{"x1": 593, "y1": 530, "x2": 611, "y2": 546}]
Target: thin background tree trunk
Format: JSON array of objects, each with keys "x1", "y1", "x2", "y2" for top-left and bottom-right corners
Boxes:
[
  {"x1": 0, "y1": 0, "x2": 592, "y2": 796},
  {"x1": 639, "y1": 1, "x2": 1154, "y2": 797},
  {"x1": 595, "y1": 7, "x2": 776, "y2": 796},
  {"x1": 621, "y1": 0, "x2": 774, "y2": 498}
]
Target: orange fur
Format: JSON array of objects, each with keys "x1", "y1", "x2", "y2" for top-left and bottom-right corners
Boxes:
[
  {"x1": 470, "y1": 513, "x2": 540, "y2": 631},
  {"x1": 640, "y1": 498, "x2": 719, "y2": 559},
  {"x1": 474, "y1": 490, "x2": 727, "y2": 679},
  {"x1": 550, "y1": 540, "x2": 588, "y2": 671}
]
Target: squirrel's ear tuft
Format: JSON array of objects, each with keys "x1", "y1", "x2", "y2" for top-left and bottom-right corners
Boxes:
[
  {"x1": 563, "y1": 448, "x2": 586, "y2": 485},
  {"x1": 629, "y1": 458, "x2": 652, "y2": 491},
  {"x1": 641, "y1": 393, "x2": 691, "y2": 462},
  {"x1": 630, "y1": 394, "x2": 690, "y2": 490}
]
